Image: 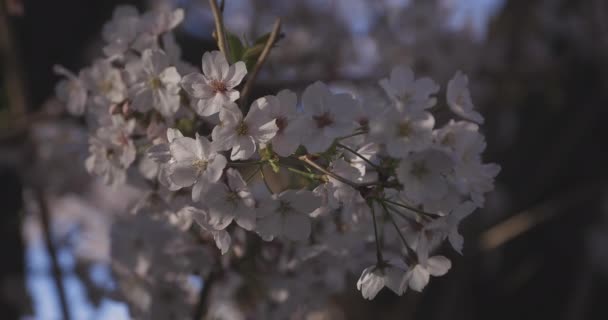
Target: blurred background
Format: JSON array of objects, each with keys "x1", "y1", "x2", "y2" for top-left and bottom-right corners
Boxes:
[{"x1": 2, "y1": 0, "x2": 608, "y2": 319}]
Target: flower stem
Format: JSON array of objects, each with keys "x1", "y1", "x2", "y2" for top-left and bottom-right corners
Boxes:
[
  {"x1": 382, "y1": 199, "x2": 441, "y2": 218},
  {"x1": 297, "y1": 155, "x2": 360, "y2": 188},
  {"x1": 239, "y1": 18, "x2": 282, "y2": 108},
  {"x1": 336, "y1": 142, "x2": 380, "y2": 170},
  {"x1": 369, "y1": 200, "x2": 384, "y2": 264},
  {"x1": 208, "y1": 0, "x2": 228, "y2": 57},
  {"x1": 380, "y1": 200, "x2": 417, "y2": 259}
]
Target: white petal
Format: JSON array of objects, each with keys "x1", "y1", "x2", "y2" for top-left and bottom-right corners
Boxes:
[
  {"x1": 224, "y1": 61, "x2": 247, "y2": 88},
  {"x1": 203, "y1": 154, "x2": 227, "y2": 183},
  {"x1": 170, "y1": 137, "x2": 198, "y2": 161},
  {"x1": 168, "y1": 161, "x2": 198, "y2": 187},
  {"x1": 426, "y1": 256, "x2": 451, "y2": 276},
  {"x1": 407, "y1": 265, "x2": 430, "y2": 292},
  {"x1": 283, "y1": 213, "x2": 311, "y2": 241},
  {"x1": 213, "y1": 230, "x2": 231, "y2": 254}
]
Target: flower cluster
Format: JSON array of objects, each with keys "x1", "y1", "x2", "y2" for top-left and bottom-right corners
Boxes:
[{"x1": 54, "y1": 3, "x2": 499, "y2": 317}]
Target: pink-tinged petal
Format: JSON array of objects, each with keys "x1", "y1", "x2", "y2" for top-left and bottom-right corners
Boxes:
[
  {"x1": 181, "y1": 73, "x2": 214, "y2": 99},
  {"x1": 284, "y1": 190, "x2": 320, "y2": 215},
  {"x1": 302, "y1": 81, "x2": 330, "y2": 114},
  {"x1": 254, "y1": 120, "x2": 278, "y2": 144},
  {"x1": 213, "y1": 230, "x2": 231, "y2": 254},
  {"x1": 159, "y1": 66, "x2": 181, "y2": 85},
  {"x1": 195, "y1": 134, "x2": 213, "y2": 159},
  {"x1": 226, "y1": 89, "x2": 240, "y2": 102},
  {"x1": 201, "y1": 51, "x2": 221, "y2": 79},
  {"x1": 283, "y1": 213, "x2": 311, "y2": 241},
  {"x1": 203, "y1": 154, "x2": 227, "y2": 183},
  {"x1": 385, "y1": 266, "x2": 405, "y2": 295},
  {"x1": 276, "y1": 89, "x2": 298, "y2": 114},
  {"x1": 426, "y1": 256, "x2": 451, "y2": 276},
  {"x1": 142, "y1": 49, "x2": 169, "y2": 75},
  {"x1": 407, "y1": 265, "x2": 430, "y2": 292},
  {"x1": 212, "y1": 51, "x2": 230, "y2": 79},
  {"x1": 197, "y1": 93, "x2": 230, "y2": 116},
  {"x1": 224, "y1": 61, "x2": 247, "y2": 88},
  {"x1": 235, "y1": 207, "x2": 256, "y2": 230},
  {"x1": 166, "y1": 128, "x2": 183, "y2": 142},
  {"x1": 230, "y1": 136, "x2": 256, "y2": 160},
  {"x1": 131, "y1": 87, "x2": 154, "y2": 113},
  {"x1": 390, "y1": 65, "x2": 414, "y2": 91},
  {"x1": 271, "y1": 134, "x2": 300, "y2": 157},
  {"x1": 256, "y1": 214, "x2": 281, "y2": 240},
  {"x1": 168, "y1": 161, "x2": 198, "y2": 187},
  {"x1": 169, "y1": 137, "x2": 198, "y2": 161}
]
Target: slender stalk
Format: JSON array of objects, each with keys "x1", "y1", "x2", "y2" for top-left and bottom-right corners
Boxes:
[
  {"x1": 384, "y1": 202, "x2": 417, "y2": 222},
  {"x1": 336, "y1": 142, "x2": 380, "y2": 170},
  {"x1": 336, "y1": 131, "x2": 367, "y2": 141},
  {"x1": 208, "y1": 0, "x2": 228, "y2": 56},
  {"x1": 244, "y1": 165, "x2": 262, "y2": 182},
  {"x1": 35, "y1": 190, "x2": 71, "y2": 320},
  {"x1": 369, "y1": 201, "x2": 384, "y2": 264},
  {"x1": 298, "y1": 155, "x2": 359, "y2": 188},
  {"x1": 381, "y1": 201, "x2": 417, "y2": 259},
  {"x1": 283, "y1": 165, "x2": 324, "y2": 181},
  {"x1": 227, "y1": 160, "x2": 264, "y2": 167},
  {"x1": 382, "y1": 198, "x2": 441, "y2": 218},
  {"x1": 239, "y1": 18, "x2": 281, "y2": 108}
]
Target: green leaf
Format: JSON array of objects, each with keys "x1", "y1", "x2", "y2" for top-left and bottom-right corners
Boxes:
[
  {"x1": 241, "y1": 32, "x2": 283, "y2": 71},
  {"x1": 226, "y1": 32, "x2": 245, "y2": 64}
]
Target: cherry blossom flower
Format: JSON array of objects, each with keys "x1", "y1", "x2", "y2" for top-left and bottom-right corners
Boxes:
[
  {"x1": 132, "y1": 7, "x2": 184, "y2": 52},
  {"x1": 212, "y1": 103, "x2": 278, "y2": 160},
  {"x1": 53, "y1": 65, "x2": 87, "y2": 115},
  {"x1": 181, "y1": 51, "x2": 247, "y2": 116},
  {"x1": 396, "y1": 149, "x2": 453, "y2": 207},
  {"x1": 370, "y1": 107, "x2": 435, "y2": 158},
  {"x1": 178, "y1": 206, "x2": 232, "y2": 254},
  {"x1": 166, "y1": 134, "x2": 227, "y2": 201},
  {"x1": 400, "y1": 254, "x2": 451, "y2": 292},
  {"x1": 300, "y1": 81, "x2": 357, "y2": 153},
  {"x1": 82, "y1": 59, "x2": 126, "y2": 105},
  {"x1": 251, "y1": 90, "x2": 305, "y2": 157},
  {"x1": 85, "y1": 115, "x2": 136, "y2": 185},
  {"x1": 101, "y1": 5, "x2": 140, "y2": 58},
  {"x1": 127, "y1": 49, "x2": 182, "y2": 117},
  {"x1": 379, "y1": 65, "x2": 439, "y2": 112},
  {"x1": 357, "y1": 263, "x2": 405, "y2": 299},
  {"x1": 256, "y1": 190, "x2": 320, "y2": 241},
  {"x1": 446, "y1": 71, "x2": 484, "y2": 124},
  {"x1": 202, "y1": 169, "x2": 257, "y2": 231}
]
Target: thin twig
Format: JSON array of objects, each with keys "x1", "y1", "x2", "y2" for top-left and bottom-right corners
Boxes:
[
  {"x1": 0, "y1": 2, "x2": 27, "y2": 116},
  {"x1": 369, "y1": 201, "x2": 383, "y2": 264},
  {"x1": 208, "y1": 0, "x2": 227, "y2": 56},
  {"x1": 35, "y1": 189, "x2": 71, "y2": 320},
  {"x1": 239, "y1": 18, "x2": 282, "y2": 108},
  {"x1": 381, "y1": 198, "x2": 441, "y2": 218},
  {"x1": 297, "y1": 155, "x2": 360, "y2": 188}
]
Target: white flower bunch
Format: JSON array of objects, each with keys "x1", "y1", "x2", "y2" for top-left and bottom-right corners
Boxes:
[{"x1": 53, "y1": 3, "x2": 500, "y2": 316}]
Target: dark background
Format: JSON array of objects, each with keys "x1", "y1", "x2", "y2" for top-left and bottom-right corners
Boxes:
[{"x1": 2, "y1": 0, "x2": 608, "y2": 319}]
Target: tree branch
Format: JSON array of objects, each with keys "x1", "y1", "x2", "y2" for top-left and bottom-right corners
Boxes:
[
  {"x1": 208, "y1": 0, "x2": 227, "y2": 56},
  {"x1": 239, "y1": 18, "x2": 281, "y2": 108}
]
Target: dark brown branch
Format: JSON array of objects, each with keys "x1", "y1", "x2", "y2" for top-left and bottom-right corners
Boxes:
[{"x1": 35, "y1": 189, "x2": 71, "y2": 320}]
